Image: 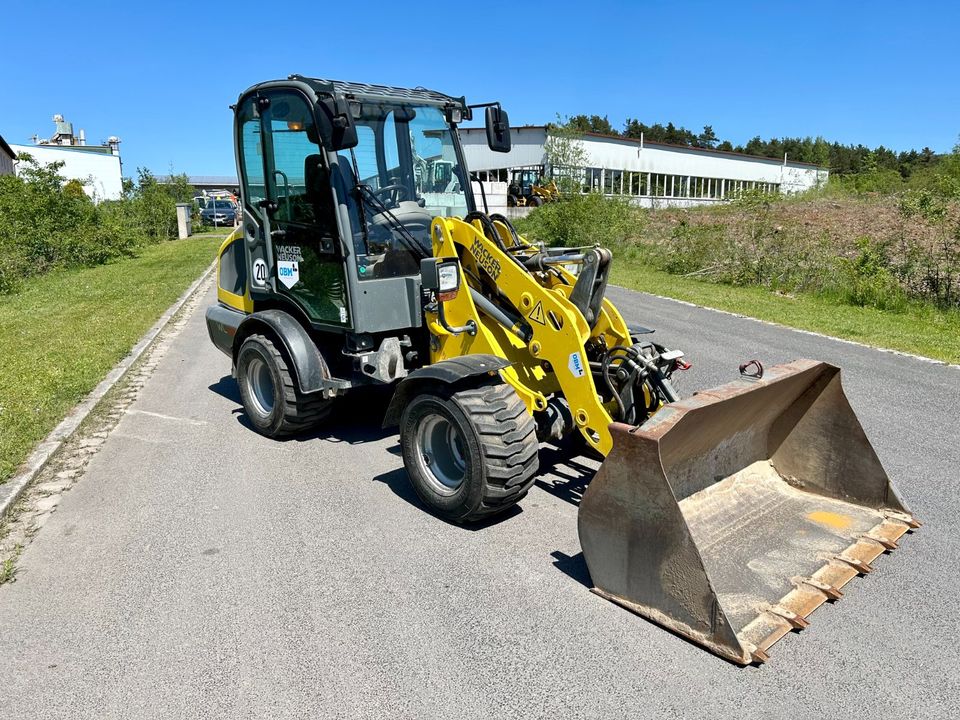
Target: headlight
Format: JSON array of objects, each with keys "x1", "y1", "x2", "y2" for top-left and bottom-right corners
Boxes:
[
  {"x1": 419, "y1": 257, "x2": 462, "y2": 302},
  {"x1": 437, "y1": 263, "x2": 460, "y2": 302},
  {"x1": 438, "y1": 263, "x2": 459, "y2": 293}
]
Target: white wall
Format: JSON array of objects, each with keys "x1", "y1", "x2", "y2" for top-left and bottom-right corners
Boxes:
[
  {"x1": 10, "y1": 144, "x2": 123, "y2": 201},
  {"x1": 462, "y1": 127, "x2": 548, "y2": 172},
  {"x1": 579, "y1": 135, "x2": 819, "y2": 186},
  {"x1": 460, "y1": 127, "x2": 827, "y2": 198}
]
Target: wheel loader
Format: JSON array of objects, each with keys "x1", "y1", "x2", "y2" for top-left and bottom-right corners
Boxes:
[
  {"x1": 205, "y1": 75, "x2": 918, "y2": 664},
  {"x1": 506, "y1": 166, "x2": 558, "y2": 207}
]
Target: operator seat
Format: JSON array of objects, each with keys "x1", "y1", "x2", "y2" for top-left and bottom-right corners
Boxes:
[{"x1": 332, "y1": 153, "x2": 361, "y2": 234}]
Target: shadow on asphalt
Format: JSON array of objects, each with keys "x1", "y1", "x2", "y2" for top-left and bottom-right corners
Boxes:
[
  {"x1": 372, "y1": 467, "x2": 524, "y2": 530},
  {"x1": 533, "y1": 444, "x2": 598, "y2": 509},
  {"x1": 550, "y1": 550, "x2": 592, "y2": 588},
  {"x1": 208, "y1": 376, "x2": 242, "y2": 405},
  {"x1": 209, "y1": 376, "x2": 397, "y2": 444},
  {"x1": 209, "y1": 374, "x2": 613, "y2": 589}
]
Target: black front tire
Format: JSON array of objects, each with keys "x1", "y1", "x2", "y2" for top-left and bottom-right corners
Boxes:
[
  {"x1": 236, "y1": 333, "x2": 332, "y2": 438},
  {"x1": 400, "y1": 382, "x2": 539, "y2": 523}
]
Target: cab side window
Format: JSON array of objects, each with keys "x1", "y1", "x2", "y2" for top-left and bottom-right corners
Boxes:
[
  {"x1": 240, "y1": 90, "x2": 349, "y2": 326},
  {"x1": 263, "y1": 94, "x2": 338, "y2": 252},
  {"x1": 238, "y1": 100, "x2": 265, "y2": 210}
]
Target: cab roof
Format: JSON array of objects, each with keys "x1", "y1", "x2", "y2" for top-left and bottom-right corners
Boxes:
[{"x1": 290, "y1": 75, "x2": 468, "y2": 111}]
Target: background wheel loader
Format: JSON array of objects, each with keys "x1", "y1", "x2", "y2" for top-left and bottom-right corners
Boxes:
[
  {"x1": 205, "y1": 75, "x2": 918, "y2": 664},
  {"x1": 506, "y1": 165, "x2": 559, "y2": 207}
]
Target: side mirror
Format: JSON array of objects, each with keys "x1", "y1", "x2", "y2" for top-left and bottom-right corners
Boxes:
[
  {"x1": 485, "y1": 106, "x2": 511, "y2": 153},
  {"x1": 319, "y1": 96, "x2": 358, "y2": 151}
]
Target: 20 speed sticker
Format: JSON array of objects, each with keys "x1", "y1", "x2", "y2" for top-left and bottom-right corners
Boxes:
[{"x1": 252, "y1": 258, "x2": 267, "y2": 286}]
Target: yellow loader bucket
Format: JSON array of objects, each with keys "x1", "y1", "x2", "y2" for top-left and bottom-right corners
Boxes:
[{"x1": 578, "y1": 359, "x2": 919, "y2": 664}]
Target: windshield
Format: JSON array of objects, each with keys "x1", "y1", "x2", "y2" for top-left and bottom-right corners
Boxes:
[
  {"x1": 211, "y1": 200, "x2": 234, "y2": 209},
  {"x1": 337, "y1": 103, "x2": 469, "y2": 280}
]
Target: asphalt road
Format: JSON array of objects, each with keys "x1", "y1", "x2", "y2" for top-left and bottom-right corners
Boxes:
[{"x1": 1, "y1": 282, "x2": 958, "y2": 719}]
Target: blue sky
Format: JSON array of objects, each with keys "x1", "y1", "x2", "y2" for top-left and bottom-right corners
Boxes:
[{"x1": 2, "y1": 1, "x2": 957, "y2": 177}]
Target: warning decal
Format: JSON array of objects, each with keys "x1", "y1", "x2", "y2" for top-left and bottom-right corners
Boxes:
[{"x1": 528, "y1": 301, "x2": 546, "y2": 325}]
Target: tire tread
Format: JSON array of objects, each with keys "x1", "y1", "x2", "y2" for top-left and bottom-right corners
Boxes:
[
  {"x1": 240, "y1": 334, "x2": 332, "y2": 437},
  {"x1": 450, "y1": 382, "x2": 539, "y2": 521}
]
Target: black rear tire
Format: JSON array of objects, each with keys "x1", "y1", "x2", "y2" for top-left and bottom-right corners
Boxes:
[
  {"x1": 400, "y1": 382, "x2": 539, "y2": 523},
  {"x1": 507, "y1": 194, "x2": 519, "y2": 207},
  {"x1": 236, "y1": 333, "x2": 333, "y2": 438}
]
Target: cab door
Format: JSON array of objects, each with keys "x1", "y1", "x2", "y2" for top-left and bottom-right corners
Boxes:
[{"x1": 236, "y1": 89, "x2": 351, "y2": 328}]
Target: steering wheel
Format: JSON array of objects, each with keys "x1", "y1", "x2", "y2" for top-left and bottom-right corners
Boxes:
[{"x1": 373, "y1": 184, "x2": 409, "y2": 208}]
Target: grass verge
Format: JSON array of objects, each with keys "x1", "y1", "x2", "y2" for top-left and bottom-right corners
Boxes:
[
  {"x1": 610, "y1": 259, "x2": 960, "y2": 364},
  {"x1": 0, "y1": 234, "x2": 223, "y2": 484}
]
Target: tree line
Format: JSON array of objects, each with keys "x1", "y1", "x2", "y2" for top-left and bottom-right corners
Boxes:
[{"x1": 557, "y1": 114, "x2": 947, "y2": 179}]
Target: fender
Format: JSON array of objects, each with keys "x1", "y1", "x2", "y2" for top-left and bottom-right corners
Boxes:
[
  {"x1": 233, "y1": 309, "x2": 347, "y2": 395},
  {"x1": 382, "y1": 354, "x2": 512, "y2": 428}
]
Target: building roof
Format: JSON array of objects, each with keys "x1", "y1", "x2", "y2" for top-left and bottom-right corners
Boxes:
[
  {"x1": 0, "y1": 133, "x2": 14, "y2": 160},
  {"x1": 9, "y1": 142, "x2": 117, "y2": 157},
  {"x1": 156, "y1": 175, "x2": 240, "y2": 187},
  {"x1": 459, "y1": 125, "x2": 825, "y2": 169}
]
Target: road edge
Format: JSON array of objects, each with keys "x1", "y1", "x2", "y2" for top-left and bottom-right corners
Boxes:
[{"x1": 0, "y1": 260, "x2": 217, "y2": 519}]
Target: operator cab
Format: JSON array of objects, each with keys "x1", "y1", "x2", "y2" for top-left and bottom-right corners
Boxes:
[{"x1": 230, "y1": 75, "x2": 510, "y2": 338}]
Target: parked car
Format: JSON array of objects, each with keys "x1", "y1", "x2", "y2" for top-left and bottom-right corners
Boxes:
[{"x1": 200, "y1": 199, "x2": 238, "y2": 226}]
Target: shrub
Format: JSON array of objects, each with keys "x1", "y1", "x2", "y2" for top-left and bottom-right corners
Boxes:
[
  {"x1": 0, "y1": 156, "x2": 186, "y2": 294},
  {"x1": 514, "y1": 192, "x2": 640, "y2": 248},
  {"x1": 834, "y1": 237, "x2": 907, "y2": 311},
  {"x1": 619, "y1": 191, "x2": 960, "y2": 312}
]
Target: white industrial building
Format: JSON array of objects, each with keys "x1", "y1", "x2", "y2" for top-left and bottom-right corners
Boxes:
[
  {"x1": 461, "y1": 126, "x2": 828, "y2": 208},
  {"x1": 9, "y1": 115, "x2": 123, "y2": 201}
]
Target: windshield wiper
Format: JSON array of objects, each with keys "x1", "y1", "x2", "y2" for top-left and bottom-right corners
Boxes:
[{"x1": 355, "y1": 184, "x2": 429, "y2": 261}]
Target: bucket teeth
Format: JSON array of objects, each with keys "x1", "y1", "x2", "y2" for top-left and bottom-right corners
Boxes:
[
  {"x1": 884, "y1": 510, "x2": 922, "y2": 529},
  {"x1": 801, "y1": 577, "x2": 844, "y2": 600},
  {"x1": 835, "y1": 555, "x2": 874, "y2": 574},
  {"x1": 863, "y1": 533, "x2": 898, "y2": 551},
  {"x1": 769, "y1": 605, "x2": 810, "y2": 630}
]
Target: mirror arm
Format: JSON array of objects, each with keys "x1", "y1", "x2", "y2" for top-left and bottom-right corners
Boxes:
[{"x1": 467, "y1": 101, "x2": 502, "y2": 111}]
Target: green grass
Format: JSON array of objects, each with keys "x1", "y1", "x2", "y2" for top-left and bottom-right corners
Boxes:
[
  {"x1": 0, "y1": 546, "x2": 21, "y2": 585},
  {"x1": 611, "y1": 259, "x2": 960, "y2": 364},
  {"x1": 0, "y1": 234, "x2": 222, "y2": 484}
]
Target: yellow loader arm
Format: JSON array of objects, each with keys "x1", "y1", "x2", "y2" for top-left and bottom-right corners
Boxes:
[{"x1": 426, "y1": 215, "x2": 631, "y2": 455}]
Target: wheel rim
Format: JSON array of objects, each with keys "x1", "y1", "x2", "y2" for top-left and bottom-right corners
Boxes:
[
  {"x1": 415, "y1": 413, "x2": 467, "y2": 496},
  {"x1": 246, "y1": 357, "x2": 275, "y2": 417}
]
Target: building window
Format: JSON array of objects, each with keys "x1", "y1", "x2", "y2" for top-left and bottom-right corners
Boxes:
[{"x1": 608, "y1": 170, "x2": 623, "y2": 195}]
